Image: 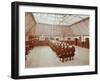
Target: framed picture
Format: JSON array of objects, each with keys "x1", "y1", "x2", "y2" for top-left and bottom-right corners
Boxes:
[{"x1": 11, "y1": 1, "x2": 98, "y2": 79}]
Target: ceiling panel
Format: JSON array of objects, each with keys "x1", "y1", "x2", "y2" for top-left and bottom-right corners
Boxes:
[{"x1": 33, "y1": 13, "x2": 89, "y2": 26}]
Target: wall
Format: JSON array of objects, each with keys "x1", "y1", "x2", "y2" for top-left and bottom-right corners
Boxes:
[
  {"x1": 35, "y1": 23, "x2": 73, "y2": 37},
  {"x1": 0, "y1": 0, "x2": 99, "y2": 81},
  {"x1": 25, "y1": 12, "x2": 36, "y2": 41},
  {"x1": 71, "y1": 18, "x2": 89, "y2": 36},
  {"x1": 30, "y1": 16, "x2": 89, "y2": 41},
  {"x1": 28, "y1": 17, "x2": 89, "y2": 37}
]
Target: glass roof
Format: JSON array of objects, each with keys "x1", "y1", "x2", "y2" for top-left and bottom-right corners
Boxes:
[{"x1": 33, "y1": 13, "x2": 89, "y2": 26}]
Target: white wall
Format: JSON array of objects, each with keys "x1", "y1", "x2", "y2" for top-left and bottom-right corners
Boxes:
[{"x1": 0, "y1": 0, "x2": 99, "y2": 81}]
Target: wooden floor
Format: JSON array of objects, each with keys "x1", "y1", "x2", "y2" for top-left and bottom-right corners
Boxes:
[{"x1": 25, "y1": 46, "x2": 89, "y2": 68}]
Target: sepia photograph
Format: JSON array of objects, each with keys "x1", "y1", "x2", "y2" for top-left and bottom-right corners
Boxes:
[{"x1": 25, "y1": 12, "x2": 90, "y2": 68}]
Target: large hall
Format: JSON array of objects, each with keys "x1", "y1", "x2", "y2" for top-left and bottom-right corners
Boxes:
[{"x1": 25, "y1": 12, "x2": 90, "y2": 68}]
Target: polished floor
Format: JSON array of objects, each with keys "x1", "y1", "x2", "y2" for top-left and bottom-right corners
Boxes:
[{"x1": 25, "y1": 46, "x2": 89, "y2": 68}]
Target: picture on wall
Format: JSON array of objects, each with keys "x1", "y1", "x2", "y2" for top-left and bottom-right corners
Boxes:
[{"x1": 11, "y1": 1, "x2": 98, "y2": 79}]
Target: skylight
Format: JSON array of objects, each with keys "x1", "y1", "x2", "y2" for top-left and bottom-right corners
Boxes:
[{"x1": 33, "y1": 13, "x2": 89, "y2": 26}]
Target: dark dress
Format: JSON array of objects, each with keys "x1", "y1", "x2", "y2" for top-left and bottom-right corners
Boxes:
[
  {"x1": 71, "y1": 46, "x2": 75, "y2": 57},
  {"x1": 69, "y1": 46, "x2": 75, "y2": 60}
]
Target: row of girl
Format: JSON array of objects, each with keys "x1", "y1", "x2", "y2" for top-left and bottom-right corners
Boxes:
[{"x1": 52, "y1": 42, "x2": 75, "y2": 62}]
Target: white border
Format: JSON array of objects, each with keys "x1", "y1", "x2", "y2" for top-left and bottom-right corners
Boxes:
[{"x1": 19, "y1": 5, "x2": 95, "y2": 76}]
